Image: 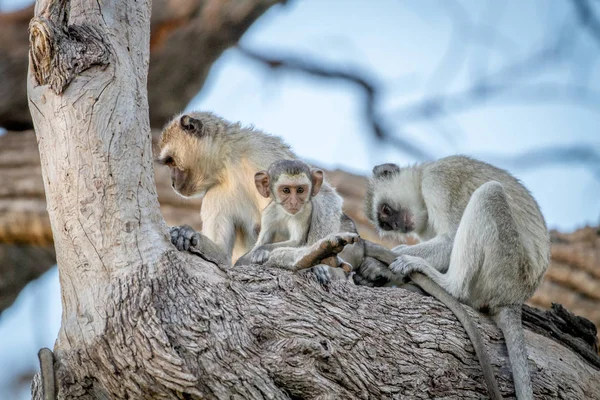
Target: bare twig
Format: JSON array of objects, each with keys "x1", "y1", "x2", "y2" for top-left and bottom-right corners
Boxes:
[
  {"x1": 237, "y1": 45, "x2": 434, "y2": 161},
  {"x1": 571, "y1": 0, "x2": 600, "y2": 47},
  {"x1": 488, "y1": 146, "x2": 600, "y2": 179}
]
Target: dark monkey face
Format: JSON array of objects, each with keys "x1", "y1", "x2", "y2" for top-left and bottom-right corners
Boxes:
[
  {"x1": 377, "y1": 202, "x2": 415, "y2": 233},
  {"x1": 367, "y1": 162, "x2": 420, "y2": 236}
]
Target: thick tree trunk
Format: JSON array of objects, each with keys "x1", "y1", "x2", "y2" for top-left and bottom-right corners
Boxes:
[{"x1": 23, "y1": 0, "x2": 600, "y2": 399}]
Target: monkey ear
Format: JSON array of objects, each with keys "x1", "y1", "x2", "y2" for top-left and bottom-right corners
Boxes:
[
  {"x1": 373, "y1": 163, "x2": 400, "y2": 179},
  {"x1": 180, "y1": 115, "x2": 204, "y2": 135},
  {"x1": 254, "y1": 171, "x2": 270, "y2": 198},
  {"x1": 311, "y1": 169, "x2": 324, "y2": 196}
]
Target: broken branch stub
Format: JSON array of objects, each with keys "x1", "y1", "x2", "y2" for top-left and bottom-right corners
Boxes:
[{"x1": 28, "y1": 4, "x2": 111, "y2": 94}]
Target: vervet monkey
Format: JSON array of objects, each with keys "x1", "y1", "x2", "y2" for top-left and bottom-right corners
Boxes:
[
  {"x1": 158, "y1": 111, "x2": 391, "y2": 284},
  {"x1": 158, "y1": 111, "x2": 295, "y2": 264},
  {"x1": 365, "y1": 155, "x2": 550, "y2": 400},
  {"x1": 235, "y1": 160, "x2": 362, "y2": 283}
]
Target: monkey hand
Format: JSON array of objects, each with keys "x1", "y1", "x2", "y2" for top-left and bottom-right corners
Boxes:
[
  {"x1": 306, "y1": 265, "x2": 332, "y2": 286},
  {"x1": 389, "y1": 255, "x2": 427, "y2": 277},
  {"x1": 170, "y1": 225, "x2": 201, "y2": 252},
  {"x1": 295, "y1": 233, "x2": 359, "y2": 270},
  {"x1": 250, "y1": 247, "x2": 271, "y2": 264},
  {"x1": 353, "y1": 257, "x2": 394, "y2": 287}
]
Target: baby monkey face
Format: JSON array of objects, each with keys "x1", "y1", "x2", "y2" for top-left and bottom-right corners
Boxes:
[{"x1": 276, "y1": 175, "x2": 311, "y2": 215}]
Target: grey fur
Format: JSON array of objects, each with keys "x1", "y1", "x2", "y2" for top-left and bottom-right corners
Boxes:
[
  {"x1": 267, "y1": 159, "x2": 312, "y2": 183},
  {"x1": 366, "y1": 155, "x2": 550, "y2": 400},
  {"x1": 159, "y1": 111, "x2": 295, "y2": 264},
  {"x1": 235, "y1": 160, "x2": 359, "y2": 283},
  {"x1": 160, "y1": 111, "x2": 361, "y2": 281}
]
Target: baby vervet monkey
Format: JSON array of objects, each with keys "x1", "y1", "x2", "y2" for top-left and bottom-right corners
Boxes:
[
  {"x1": 157, "y1": 111, "x2": 295, "y2": 264},
  {"x1": 235, "y1": 160, "x2": 361, "y2": 282},
  {"x1": 365, "y1": 155, "x2": 550, "y2": 400}
]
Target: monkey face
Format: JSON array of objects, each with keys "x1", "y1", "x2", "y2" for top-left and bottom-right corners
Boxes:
[
  {"x1": 170, "y1": 167, "x2": 198, "y2": 198},
  {"x1": 157, "y1": 152, "x2": 212, "y2": 199},
  {"x1": 377, "y1": 203, "x2": 415, "y2": 233},
  {"x1": 276, "y1": 176, "x2": 311, "y2": 215},
  {"x1": 256, "y1": 160, "x2": 323, "y2": 216},
  {"x1": 158, "y1": 111, "x2": 230, "y2": 199},
  {"x1": 366, "y1": 163, "x2": 427, "y2": 239}
]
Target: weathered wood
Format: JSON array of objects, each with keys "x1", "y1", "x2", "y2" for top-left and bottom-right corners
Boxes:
[{"x1": 26, "y1": 1, "x2": 600, "y2": 399}]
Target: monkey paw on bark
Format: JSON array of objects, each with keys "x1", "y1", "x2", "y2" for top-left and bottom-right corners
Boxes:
[
  {"x1": 169, "y1": 225, "x2": 230, "y2": 266},
  {"x1": 303, "y1": 265, "x2": 332, "y2": 286},
  {"x1": 352, "y1": 257, "x2": 394, "y2": 287}
]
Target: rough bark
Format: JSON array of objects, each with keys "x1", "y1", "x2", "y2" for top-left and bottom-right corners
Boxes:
[
  {"x1": 24, "y1": 0, "x2": 600, "y2": 399},
  {"x1": 0, "y1": 0, "x2": 280, "y2": 131}
]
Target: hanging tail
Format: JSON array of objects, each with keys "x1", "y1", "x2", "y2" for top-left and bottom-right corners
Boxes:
[{"x1": 493, "y1": 305, "x2": 533, "y2": 400}]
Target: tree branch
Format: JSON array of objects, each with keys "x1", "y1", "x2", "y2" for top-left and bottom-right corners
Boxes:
[
  {"x1": 237, "y1": 45, "x2": 435, "y2": 161},
  {"x1": 0, "y1": 0, "x2": 282, "y2": 130},
  {"x1": 571, "y1": 0, "x2": 600, "y2": 47}
]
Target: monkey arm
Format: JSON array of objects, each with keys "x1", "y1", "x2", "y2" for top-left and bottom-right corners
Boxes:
[
  {"x1": 392, "y1": 234, "x2": 454, "y2": 272},
  {"x1": 170, "y1": 225, "x2": 230, "y2": 266},
  {"x1": 257, "y1": 239, "x2": 303, "y2": 252}
]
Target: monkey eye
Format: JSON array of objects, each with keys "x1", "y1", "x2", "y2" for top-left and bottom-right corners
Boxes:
[
  {"x1": 282, "y1": 187, "x2": 290, "y2": 194},
  {"x1": 297, "y1": 187, "x2": 304, "y2": 194},
  {"x1": 381, "y1": 204, "x2": 391, "y2": 216}
]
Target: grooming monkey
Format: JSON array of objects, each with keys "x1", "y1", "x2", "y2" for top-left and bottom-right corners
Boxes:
[
  {"x1": 158, "y1": 111, "x2": 295, "y2": 264},
  {"x1": 234, "y1": 160, "x2": 362, "y2": 282},
  {"x1": 364, "y1": 155, "x2": 550, "y2": 400},
  {"x1": 158, "y1": 111, "x2": 368, "y2": 276}
]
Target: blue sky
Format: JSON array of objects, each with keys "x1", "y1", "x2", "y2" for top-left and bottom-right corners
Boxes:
[{"x1": 1, "y1": 0, "x2": 599, "y2": 398}]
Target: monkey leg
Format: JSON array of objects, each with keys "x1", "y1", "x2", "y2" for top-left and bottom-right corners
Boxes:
[
  {"x1": 294, "y1": 233, "x2": 359, "y2": 270},
  {"x1": 389, "y1": 181, "x2": 526, "y2": 307},
  {"x1": 388, "y1": 182, "x2": 531, "y2": 399},
  {"x1": 262, "y1": 233, "x2": 359, "y2": 272}
]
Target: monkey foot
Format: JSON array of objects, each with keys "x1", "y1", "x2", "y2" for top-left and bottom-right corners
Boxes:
[{"x1": 295, "y1": 233, "x2": 359, "y2": 270}]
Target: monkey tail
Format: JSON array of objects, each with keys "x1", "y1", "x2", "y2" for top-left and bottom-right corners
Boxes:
[
  {"x1": 493, "y1": 305, "x2": 533, "y2": 400},
  {"x1": 362, "y1": 241, "x2": 503, "y2": 399},
  {"x1": 410, "y1": 273, "x2": 503, "y2": 400}
]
